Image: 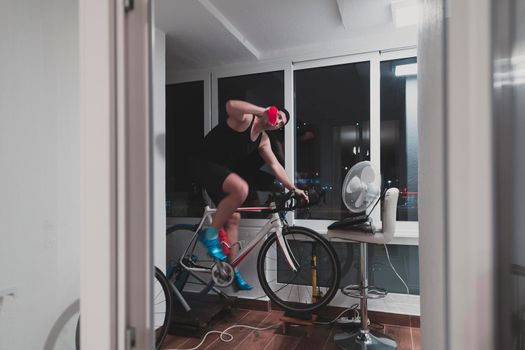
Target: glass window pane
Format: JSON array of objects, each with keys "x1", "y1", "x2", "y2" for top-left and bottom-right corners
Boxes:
[
  {"x1": 166, "y1": 81, "x2": 205, "y2": 217},
  {"x1": 380, "y1": 57, "x2": 418, "y2": 221},
  {"x1": 294, "y1": 62, "x2": 371, "y2": 220},
  {"x1": 217, "y1": 71, "x2": 285, "y2": 213}
]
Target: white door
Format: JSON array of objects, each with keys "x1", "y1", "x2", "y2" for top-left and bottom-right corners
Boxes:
[
  {"x1": 419, "y1": 0, "x2": 495, "y2": 349},
  {"x1": 79, "y1": 0, "x2": 153, "y2": 349}
]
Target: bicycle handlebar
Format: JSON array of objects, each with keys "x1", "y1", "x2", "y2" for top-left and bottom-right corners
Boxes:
[{"x1": 268, "y1": 190, "x2": 320, "y2": 213}]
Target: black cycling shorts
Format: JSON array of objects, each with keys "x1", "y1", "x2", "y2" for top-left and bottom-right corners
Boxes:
[{"x1": 187, "y1": 157, "x2": 276, "y2": 206}]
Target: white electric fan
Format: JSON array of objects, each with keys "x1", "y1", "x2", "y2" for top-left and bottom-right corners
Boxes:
[{"x1": 342, "y1": 161, "x2": 381, "y2": 215}]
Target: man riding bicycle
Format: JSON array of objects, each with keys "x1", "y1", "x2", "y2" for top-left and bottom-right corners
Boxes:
[{"x1": 189, "y1": 100, "x2": 308, "y2": 290}]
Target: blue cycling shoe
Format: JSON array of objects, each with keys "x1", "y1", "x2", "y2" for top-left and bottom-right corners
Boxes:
[
  {"x1": 199, "y1": 227, "x2": 227, "y2": 261},
  {"x1": 234, "y1": 270, "x2": 253, "y2": 291}
]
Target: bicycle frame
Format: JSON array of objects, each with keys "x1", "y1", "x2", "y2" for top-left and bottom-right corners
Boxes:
[{"x1": 179, "y1": 204, "x2": 299, "y2": 273}]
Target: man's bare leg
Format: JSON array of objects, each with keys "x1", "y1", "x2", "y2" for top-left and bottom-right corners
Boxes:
[{"x1": 199, "y1": 173, "x2": 247, "y2": 261}]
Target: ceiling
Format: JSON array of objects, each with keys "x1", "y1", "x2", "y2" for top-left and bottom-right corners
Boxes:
[{"x1": 155, "y1": 0, "x2": 418, "y2": 73}]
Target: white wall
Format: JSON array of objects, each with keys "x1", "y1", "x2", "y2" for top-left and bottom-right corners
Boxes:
[
  {"x1": 167, "y1": 29, "x2": 417, "y2": 81},
  {"x1": 153, "y1": 29, "x2": 166, "y2": 271},
  {"x1": 0, "y1": 0, "x2": 80, "y2": 349}
]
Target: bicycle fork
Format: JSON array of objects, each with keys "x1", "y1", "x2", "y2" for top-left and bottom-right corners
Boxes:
[{"x1": 273, "y1": 218, "x2": 300, "y2": 273}]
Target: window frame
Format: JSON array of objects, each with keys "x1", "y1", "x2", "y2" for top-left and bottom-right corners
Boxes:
[
  {"x1": 293, "y1": 49, "x2": 419, "y2": 243},
  {"x1": 379, "y1": 48, "x2": 419, "y2": 240},
  {"x1": 292, "y1": 51, "x2": 382, "y2": 232},
  {"x1": 170, "y1": 49, "x2": 419, "y2": 244}
]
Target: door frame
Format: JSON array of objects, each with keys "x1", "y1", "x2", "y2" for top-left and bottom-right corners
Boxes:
[
  {"x1": 419, "y1": 0, "x2": 495, "y2": 349},
  {"x1": 80, "y1": 0, "x2": 498, "y2": 348},
  {"x1": 79, "y1": 0, "x2": 153, "y2": 349}
]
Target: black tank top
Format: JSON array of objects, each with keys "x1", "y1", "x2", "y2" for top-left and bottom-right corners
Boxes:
[{"x1": 201, "y1": 115, "x2": 262, "y2": 167}]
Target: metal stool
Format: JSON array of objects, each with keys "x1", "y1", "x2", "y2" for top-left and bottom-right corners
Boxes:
[{"x1": 328, "y1": 188, "x2": 400, "y2": 350}]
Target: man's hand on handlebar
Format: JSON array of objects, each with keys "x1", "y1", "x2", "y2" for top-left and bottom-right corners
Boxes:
[
  {"x1": 270, "y1": 189, "x2": 312, "y2": 212},
  {"x1": 292, "y1": 188, "x2": 309, "y2": 204}
]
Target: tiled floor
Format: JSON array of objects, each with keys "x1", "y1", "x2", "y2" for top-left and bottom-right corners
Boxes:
[{"x1": 162, "y1": 308, "x2": 420, "y2": 350}]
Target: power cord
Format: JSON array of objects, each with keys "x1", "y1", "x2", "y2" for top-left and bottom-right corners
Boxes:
[
  {"x1": 167, "y1": 305, "x2": 364, "y2": 349},
  {"x1": 166, "y1": 323, "x2": 279, "y2": 350},
  {"x1": 314, "y1": 303, "x2": 359, "y2": 325},
  {"x1": 383, "y1": 243, "x2": 410, "y2": 294}
]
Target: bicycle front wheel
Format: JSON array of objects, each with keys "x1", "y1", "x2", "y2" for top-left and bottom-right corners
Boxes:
[
  {"x1": 257, "y1": 226, "x2": 340, "y2": 313},
  {"x1": 154, "y1": 267, "x2": 173, "y2": 349}
]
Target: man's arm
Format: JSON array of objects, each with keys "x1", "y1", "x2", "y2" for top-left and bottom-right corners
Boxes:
[
  {"x1": 258, "y1": 133, "x2": 309, "y2": 202},
  {"x1": 226, "y1": 100, "x2": 267, "y2": 123}
]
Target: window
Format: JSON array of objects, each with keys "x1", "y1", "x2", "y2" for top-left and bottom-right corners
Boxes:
[
  {"x1": 217, "y1": 71, "x2": 285, "y2": 211},
  {"x1": 165, "y1": 81, "x2": 205, "y2": 217},
  {"x1": 294, "y1": 62, "x2": 371, "y2": 220},
  {"x1": 380, "y1": 57, "x2": 418, "y2": 221},
  {"x1": 167, "y1": 52, "x2": 420, "y2": 233}
]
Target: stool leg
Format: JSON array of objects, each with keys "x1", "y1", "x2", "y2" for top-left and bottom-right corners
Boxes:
[
  {"x1": 359, "y1": 242, "x2": 369, "y2": 334},
  {"x1": 333, "y1": 242, "x2": 397, "y2": 350}
]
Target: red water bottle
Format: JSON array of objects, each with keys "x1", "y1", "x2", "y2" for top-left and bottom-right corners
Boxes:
[{"x1": 267, "y1": 106, "x2": 279, "y2": 126}]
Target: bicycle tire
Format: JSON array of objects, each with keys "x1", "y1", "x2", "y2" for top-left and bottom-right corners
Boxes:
[
  {"x1": 154, "y1": 267, "x2": 173, "y2": 350},
  {"x1": 75, "y1": 317, "x2": 80, "y2": 350},
  {"x1": 257, "y1": 226, "x2": 340, "y2": 313},
  {"x1": 74, "y1": 268, "x2": 172, "y2": 350}
]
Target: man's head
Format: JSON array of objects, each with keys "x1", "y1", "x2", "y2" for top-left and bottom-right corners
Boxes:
[{"x1": 268, "y1": 107, "x2": 290, "y2": 130}]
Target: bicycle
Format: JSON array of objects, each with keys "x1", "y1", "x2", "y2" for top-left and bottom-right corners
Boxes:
[
  {"x1": 75, "y1": 266, "x2": 173, "y2": 350},
  {"x1": 167, "y1": 191, "x2": 341, "y2": 314}
]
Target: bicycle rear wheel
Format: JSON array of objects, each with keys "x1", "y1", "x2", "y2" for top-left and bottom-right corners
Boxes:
[
  {"x1": 257, "y1": 226, "x2": 340, "y2": 313},
  {"x1": 154, "y1": 267, "x2": 173, "y2": 349},
  {"x1": 75, "y1": 268, "x2": 172, "y2": 350}
]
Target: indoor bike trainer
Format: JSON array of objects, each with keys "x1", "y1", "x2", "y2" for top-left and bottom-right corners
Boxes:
[{"x1": 165, "y1": 223, "x2": 235, "y2": 338}]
